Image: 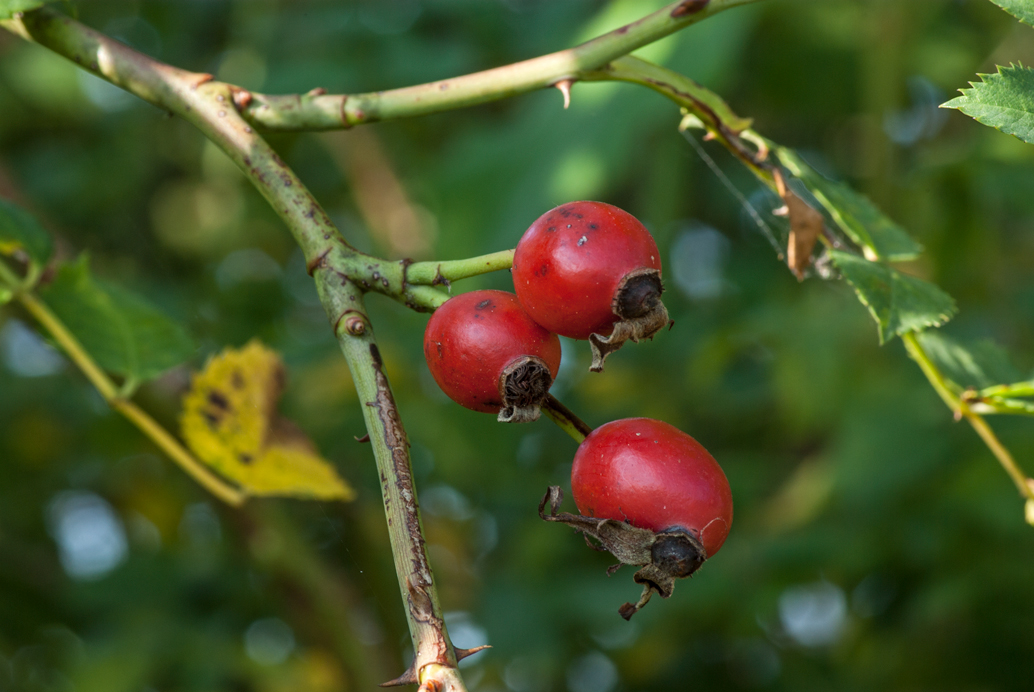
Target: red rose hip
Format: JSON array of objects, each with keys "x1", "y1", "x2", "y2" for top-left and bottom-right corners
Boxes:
[
  {"x1": 571, "y1": 418, "x2": 732, "y2": 558},
  {"x1": 512, "y1": 201, "x2": 670, "y2": 371},
  {"x1": 424, "y1": 289, "x2": 562, "y2": 422}
]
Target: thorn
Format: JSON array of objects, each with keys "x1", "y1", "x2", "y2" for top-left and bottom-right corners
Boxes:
[
  {"x1": 554, "y1": 79, "x2": 573, "y2": 109},
  {"x1": 355, "y1": 433, "x2": 370, "y2": 443},
  {"x1": 380, "y1": 665, "x2": 419, "y2": 688},
  {"x1": 231, "y1": 87, "x2": 253, "y2": 109},
  {"x1": 190, "y1": 73, "x2": 214, "y2": 90},
  {"x1": 455, "y1": 645, "x2": 491, "y2": 662}
]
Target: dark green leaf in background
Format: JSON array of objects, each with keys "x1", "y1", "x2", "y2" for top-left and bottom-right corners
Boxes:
[
  {"x1": 916, "y1": 330, "x2": 1022, "y2": 389},
  {"x1": 942, "y1": 64, "x2": 1034, "y2": 144},
  {"x1": 0, "y1": 198, "x2": 53, "y2": 266},
  {"x1": 40, "y1": 255, "x2": 195, "y2": 381},
  {"x1": 830, "y1": 250, "x2": 957, "y2": 344},
  {"x1": 989, "y1": 0, "x2": 1034, "y2": 26},
  {"x1": 776, "y1": 148, "x2": 922, "y2": 262},
  {"x1": 0, "y1": 0, "x2": 45, "y2": 19}
]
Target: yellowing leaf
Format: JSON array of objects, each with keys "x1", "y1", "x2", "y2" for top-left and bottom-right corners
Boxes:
[{"x1": 180, "y1": 341, "x2": 355, "y2": 501}]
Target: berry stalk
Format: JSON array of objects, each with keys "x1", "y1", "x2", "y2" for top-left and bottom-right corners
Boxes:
[
  {"x1": 541, "y1": 394, "x2": 593, "y2": 443},
  {"x1": 407, "y1": 249, "x2": 515, "y2": 286}
]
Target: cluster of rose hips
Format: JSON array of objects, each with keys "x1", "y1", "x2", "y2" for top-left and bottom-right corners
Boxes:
[{"x1": 423, "y1": 201, "x2": 733, "y2": 618}]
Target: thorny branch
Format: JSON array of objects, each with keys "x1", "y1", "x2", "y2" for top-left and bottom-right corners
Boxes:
[
  {"x1": 7, "y1": 0, "x2": 1027, "y2": 687},
  {"x1": 0, "y1": 2, "x2": 764, "y2": 689}
]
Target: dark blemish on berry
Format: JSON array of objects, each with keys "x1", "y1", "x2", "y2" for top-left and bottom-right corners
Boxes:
[
  {"x1": 238, "y1": 453, "x2": 253, "y2": 465},
  {"x1": 578, "y1": 236, "x2": 587, "y2": 246},
  {"x1": 207, "y1": 391, "x2": 230, "y2": 410},
  {"x1": 547, "y1": 227, "x2": 556, "y2": 232},
  {"x1": 574, "y1": 213, "x2": 583, "y2": 219},
  {"x1": 589, "y1": 223, "x2": 598, "y2": 230},
  {"x1": 203, "y1": 411, "x2": 220, "y2": 427},
  {"x1": 476, "y1": 299, "x2": 493, "y2": 310},
  {"x1": 559, "y1": 208, "x2": 572, "y2": 218},
  {"x1": 231, "y1": 371, "x2": 245, "y2": 389},
  {"x1": 534, "y1": 264, "x2": 549, "y2": 277}
]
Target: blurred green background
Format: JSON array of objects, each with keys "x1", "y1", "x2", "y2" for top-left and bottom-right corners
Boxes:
[{"x1": 2, "y1": 1, "x2": 1034, "y2": 690}]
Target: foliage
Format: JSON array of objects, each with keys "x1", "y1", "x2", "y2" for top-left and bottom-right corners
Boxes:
[
  {"x1": 40, "y1": 255, "x2": 195, "y2": 383},
  {"x1": 180, "y1": 341, "x2": 354, "y2": 500},
  {"x1": 942, "y1": 63, "x2": 1034, "y2": 144},
  {"x1": 829, "y1": 250, "x2": 956, "y2": 344},
  {"x1": 990, "y1": 0, "x2": 1034, "y2": 25},
  {"x1": 2, "y1": 2, "x2": 1034, "y2": 692}
]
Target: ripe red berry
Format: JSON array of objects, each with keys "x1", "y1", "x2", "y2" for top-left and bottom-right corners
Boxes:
[
  {"x1": 424, "y1": 289, "x2": 562, "y2": 422},
  {"x1": 571, "y1": 418, "x2": 732, "y2": 559},
  {"x1": 512, "y1": 201, "x2": 670, "y2": 371}
]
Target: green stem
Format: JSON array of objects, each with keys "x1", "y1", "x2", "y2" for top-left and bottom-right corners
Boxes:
[
  {"x1": 542, "y1": 394, "x2": 593, "y2": 444},
  {"x1": 903, "y1": 332, "x2": 1034, "y2": 502},
  {"x1": 407, "y1": 249, "x2": 515, "y2": 286},
  {"x1": 316, "y1": 274, "x2": 468, "y2": 690},
  {"x1": 13, "y1": 290, "x2": 244, "y2": 507},
  {"x1": 966, "y1": 397, "x2": 1034, "y2": 416},
  {"x1": 584, "y1": 55, "x2": 773, "y2": 180},
  {"x1": 980, "y1": 381, "x2": 1034, "y2": 399},
  {"x1": 236, "y1": 0, "x2": 763, "y2": 130}
]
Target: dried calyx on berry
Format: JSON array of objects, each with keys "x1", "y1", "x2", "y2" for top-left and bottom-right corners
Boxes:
[
  {"x1": 548, "y1": 417, "x2": 733, "y2": 618},
  {"x1": 587, "y1": 266, "x2": 671, "y2": 373},
  {"x1": 539, "y1": 486, "x2": 705, "y2": 619},
  {"x1": 498, "y1": 355, "x2": 554, "y2": 423}
]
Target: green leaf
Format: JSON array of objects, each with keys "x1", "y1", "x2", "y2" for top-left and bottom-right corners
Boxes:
[
  {"x1": 0, "y1": 0, "x2": 45, "y2": 18},
  {"x1": 942, "y1": 64, "x2": 1034, "y2": 144},
  {"x1": 830, "y1": 250, "x2": 957, "y2": 344},
  {"x1": 990, "y1": 0, "x2": 1034, "y2": 26},
  {"x1": 776, "y1": 148, "x2": 922, "y2": 261},
  {"x1": 0, "y1": 198, "x2": 53, "y2": 266},
  {"x1": 915, "y1": 330, "x2": 1022, "y2": 389},
  {"x1": 40, "y1": 255, "x2": 195, "y2": 381}
]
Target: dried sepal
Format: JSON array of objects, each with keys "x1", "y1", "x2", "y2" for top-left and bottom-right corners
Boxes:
[
  {"x1": 589, "y1": 268, "x2": 672, "y2": 372},
  {"x1": 497, "y1": 356, "x2": 553, "y2": 423},
  {"x1": 538, "y1": 486, "x2": 706, "y2": 619}
]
